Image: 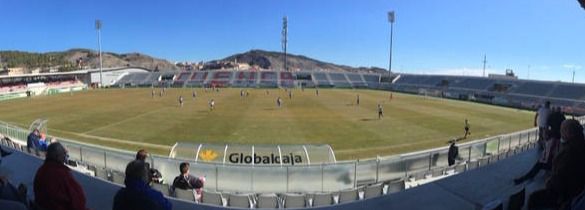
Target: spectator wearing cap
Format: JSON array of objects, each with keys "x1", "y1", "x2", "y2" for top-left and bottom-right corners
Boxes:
[
  {"x1": 527, "y1": 119, "x2": 585, "y2": 209},
  {"x1": 34, "y1": 142, "x2": 90, "y2": 210},
  {"x1": 113, "y1": 160, "x2": 171, "y2": 210}
]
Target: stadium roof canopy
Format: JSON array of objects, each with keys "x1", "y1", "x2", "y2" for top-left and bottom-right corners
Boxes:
[{"x1": 169, "y1": 142, "x2": 336, "y2": 165}]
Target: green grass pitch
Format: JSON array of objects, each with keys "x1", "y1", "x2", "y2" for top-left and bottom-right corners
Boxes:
[{"x1": 0, "y1": 88, "x2": 534, "y2": 160}]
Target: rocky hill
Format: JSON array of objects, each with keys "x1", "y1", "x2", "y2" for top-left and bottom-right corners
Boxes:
[
  {"x1": 216, "y1": 50, "x2": 386, "y2": 74},
  {"x1": 0, "y1": 48, "x2": 385, "y2": 74},
  {"x1": 0, "y1": 49, "x2": 178, "y2": 73}
]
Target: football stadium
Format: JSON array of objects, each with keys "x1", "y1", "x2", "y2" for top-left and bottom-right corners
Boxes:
[
  {"x1": 2, "y1": 67, "x2": 585, "y2": 209},
  {"x1": 1, "y1": 1, "x2": 585, "y2": 210}
]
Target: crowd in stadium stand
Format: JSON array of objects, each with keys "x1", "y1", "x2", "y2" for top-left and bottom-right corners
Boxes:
[
  {"x1": 0, "y1": 81, "x2": 27, "y2": 93},
  {"x1": 505, "y1": 100, "x2": 585, "y2": 209}
]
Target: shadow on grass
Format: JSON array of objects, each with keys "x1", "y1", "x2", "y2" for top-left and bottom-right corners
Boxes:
[{"x1": 360, "y1": 118, "x2": 379, "y2": 121}]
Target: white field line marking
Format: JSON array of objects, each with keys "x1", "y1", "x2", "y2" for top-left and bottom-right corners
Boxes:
[{"x1": 82, "y1": 107, "x2": 169, "y2": 135}]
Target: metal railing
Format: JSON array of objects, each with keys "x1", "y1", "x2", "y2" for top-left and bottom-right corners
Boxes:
[{"x1": 2, "y1": 118, "x2": 577, "y2": 194}]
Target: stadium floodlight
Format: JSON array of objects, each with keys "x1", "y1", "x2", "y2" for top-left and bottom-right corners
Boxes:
[
  {"x1": 482, "y1": 55, "x2": 487, "y2": 77},
  {"x1": 95, "y1": 19, "x2": 103, "y2": 87},
  {"x1": 387, "y1": 11, "x2": 395, "y2": 76},
  {"x1": 282, "y1": 16, "x2": 288, "y2": 72}
]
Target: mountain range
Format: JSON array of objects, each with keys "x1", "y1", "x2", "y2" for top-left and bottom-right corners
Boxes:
[{"x1": 0, "y1": 49, "x2": 386, "y2": 74}]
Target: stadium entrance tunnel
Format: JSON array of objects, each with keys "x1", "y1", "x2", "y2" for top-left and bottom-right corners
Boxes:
[{"x1": 169, "y1": 142, "x2": 337, "y2": 165}]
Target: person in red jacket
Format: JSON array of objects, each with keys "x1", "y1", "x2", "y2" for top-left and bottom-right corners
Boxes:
[{"x1": 33, "y1": 142, "x2": 90, "y2": 210}]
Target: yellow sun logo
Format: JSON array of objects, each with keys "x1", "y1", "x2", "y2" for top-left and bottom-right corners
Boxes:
[{"x1": 199, "y1": 149, "x2": 218, "y2": 162}]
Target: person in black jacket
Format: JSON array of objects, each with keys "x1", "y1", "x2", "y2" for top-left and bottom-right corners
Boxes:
[
  {"x1": 548, "y1": 107, "x2": 566, "y2": 139},
  {"x1": 527, "y1": 119, "x2": 585, "y2": 209},
  {"x1": 113, "y1": 160, "x2": 172, "y2": 210},
  {"x1": 171, "y1": 162, "x2": 203, "y2": 191},
  {"x1": 448, "y1": 140, "x2": 459, "y2": 166}
]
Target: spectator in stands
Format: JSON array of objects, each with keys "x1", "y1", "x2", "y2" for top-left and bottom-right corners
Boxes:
[
  {"x1": 514, "y1": 106, "x2": 565, "y2": 185},
  {"x1": 513, "y1": 106, "x2": 564, "y2": 185},
  {"x1": 34, "y1": 142, "x2": 90, "y2": 210},
  {"x1": 38, "y1": 133, "x2": 49, "y2": 152},
  {"x1": 0, "y1": 149, "x2": 27, "y2": 209},
  {"x1": 447, "y1": 140, "x2": 459, "y2": 166},
  {"x1": 527, "y1": 119, "x2": 585, "y2": 209},
  {"x1": 171, "y1": 162, "x2": 204, "y2": 191},
  {"x1": 135, "y1": 149, "x2": 163, "y2": 184},
  {"x1": 548, "y1": 107, "x2": 566, "y2": 139},
  {"x1": 534, "y1": 101, "x2": 552, "y2": 150},
  {"x1": 0, "y1": 144, "x2": 12, "y2": 165},
  {"x1": 514, "y1": 128, "x2": 560, "y2": 185},
  {"x1": 136, "y1": 149, "x2": 148, "y2": 162},
  {"x1": 0, "y1": 176, "x2": 28, "y2": 210},
  {"x1": 113, "y1": 160, "x2": 172, "y2": 210},
  {"x1": 26, "y1": 129, "x2": 41, "y2": 153}
]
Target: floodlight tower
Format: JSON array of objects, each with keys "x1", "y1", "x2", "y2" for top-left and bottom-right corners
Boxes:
[
  {"x1": 95, "y1": 20, "x2": 103, "y2": 87},
  {"x1": 572, "y1": 68, "x2": 576, "y2": 83},
  {"x1": 282, "y1": 16, "x2": 288, "y2": 71},
  {"x1": 482, "y1": 55, "x2": 487, "y2": 77},
  {"x1": 388, "y1": 11, "x2": 395, "y2": 76}
]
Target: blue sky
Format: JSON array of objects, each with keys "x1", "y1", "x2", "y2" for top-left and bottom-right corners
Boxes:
[{"x1": 0, "y1": 0, "x2": 584, "y2": 82}]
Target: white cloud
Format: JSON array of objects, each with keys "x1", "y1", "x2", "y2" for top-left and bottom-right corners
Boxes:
[
  {"x1": 562, "y1": 64, "x2": 582, "y2": 70},
  {"x1": 414, "y1": 67, "x2": 500, "y2": 77}
]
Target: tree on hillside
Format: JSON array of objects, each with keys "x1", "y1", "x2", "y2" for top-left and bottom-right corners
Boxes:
[{"x1": 580, "y1": 0, "x2": 585, "y2": 9}]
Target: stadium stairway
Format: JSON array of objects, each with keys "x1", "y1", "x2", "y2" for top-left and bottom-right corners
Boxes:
[{"x1": 0, "y1": 143, "x2": 542, "y2": 210}]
